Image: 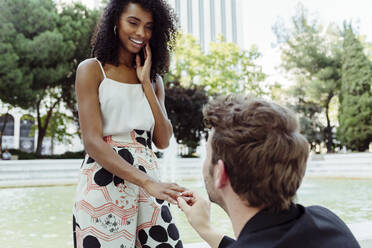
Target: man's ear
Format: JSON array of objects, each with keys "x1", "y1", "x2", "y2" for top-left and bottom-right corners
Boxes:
[{"x1": 214, "y1": 159, "x2": 229, "y2": 189}]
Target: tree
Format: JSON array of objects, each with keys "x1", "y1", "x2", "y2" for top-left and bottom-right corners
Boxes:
[
  {"x1": 200, "y1": 36, "x2": 266, "y2": 95},
  {"x1": 338, "y1": 25, "x2": 372, "y2": 151},
  {"x1": 273, "y1": 3, "x2": 343, "y2": 152},
  {"x1": 166, "y1": 33, "x2": 204, "y2": 86},
  {"x1": 360, "y1": 35, "x2": 372, "y2": 61},
  {"x1": 32, "y1": 109, "x2": 74, "y2": 155},
  {"x1": 0, "y1": 105, "x2": 12, "y2": 154},
  {"x1": 0, "y1": 0, "x2": 71, "y2": 154},
  {"x1": 288, "y1": 87, "x2": 324, "y2": 151},
  {"x1": 165, "y1": 81, "x2": 208, "y2": 155},
  {"x1": 0, "y1": 0, "x2": 99, "y2": 154},
  {"x1": 168, "y1": 33, "x2": 266, "y2": 96},
  {"x1": 56, "y1": 3, "x2": 100, "y2": 128}
]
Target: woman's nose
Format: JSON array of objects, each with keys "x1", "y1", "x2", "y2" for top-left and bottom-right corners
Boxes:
[{"x1": 136, "y1": 26, "x2": 145, "y2": 37}]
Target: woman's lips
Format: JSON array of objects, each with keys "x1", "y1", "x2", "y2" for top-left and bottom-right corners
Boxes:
[{"x1": 129, "y1": 38, "x2": 145, "y2": 49}]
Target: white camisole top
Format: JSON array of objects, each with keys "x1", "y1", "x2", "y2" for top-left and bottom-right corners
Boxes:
[{"x1": 95, "y1": 58, "x2": 155, "y2": 137}]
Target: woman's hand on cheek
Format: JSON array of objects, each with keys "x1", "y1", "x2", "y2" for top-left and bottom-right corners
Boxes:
[{"x1": 136, "y1": 43, "x2": 152, "y2": 85}]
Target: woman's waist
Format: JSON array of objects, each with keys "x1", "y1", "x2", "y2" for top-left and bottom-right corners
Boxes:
[{"x1": 103, "y1": 129, "x2": 152, "y2": 149}]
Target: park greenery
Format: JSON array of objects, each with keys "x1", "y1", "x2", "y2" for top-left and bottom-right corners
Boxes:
[
  {"x1": 0, "y1": 1, "x2": 371, "y2": 156},
  {"x1": 167, "y1": 33, "x2": 266, "y2": 96},
  {"x1": 0, "y1": 0, "x2": 99, "y2": 154},
  {"x1": 164, "y1": 33, "x2": 267, "y2": 155},
  {"x1": 338, "y1": 25, "x2": 372, "y2": 151},
  {"x1": 274, "y1": 3, "x2": 372, "y2": 152}
]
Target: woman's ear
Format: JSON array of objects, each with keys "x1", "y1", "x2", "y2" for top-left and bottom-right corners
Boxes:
[{"x1": 215, "y1": 159, "x2": 229, "y2": 189}]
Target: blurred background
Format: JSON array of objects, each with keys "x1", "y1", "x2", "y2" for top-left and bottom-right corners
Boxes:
[{"x1": 0, "y1": 0, "x2": 371, "y2": 247}]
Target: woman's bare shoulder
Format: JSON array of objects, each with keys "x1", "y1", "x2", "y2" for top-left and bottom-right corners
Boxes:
[{"x1": 76, "y1": 58, "x2": 103, "y2": 88}]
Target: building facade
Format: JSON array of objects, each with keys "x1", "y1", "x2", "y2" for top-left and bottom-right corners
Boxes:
[{"x1": 168, "y1": 0, "x2": 244, "y2": 50}]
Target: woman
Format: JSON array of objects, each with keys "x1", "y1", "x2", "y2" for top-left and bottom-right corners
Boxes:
[{"x1": 73, "y1": 1, "x2": 185, "y2": 247}]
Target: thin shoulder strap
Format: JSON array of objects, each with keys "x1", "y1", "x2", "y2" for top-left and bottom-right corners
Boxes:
[{"x1": 95, "y1": 58, "x2": 106, "y2": 78}]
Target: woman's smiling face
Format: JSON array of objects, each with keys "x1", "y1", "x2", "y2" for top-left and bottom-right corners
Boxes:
[{"x1": 117, "y1": 2, "x2": 154, "y2": 54}]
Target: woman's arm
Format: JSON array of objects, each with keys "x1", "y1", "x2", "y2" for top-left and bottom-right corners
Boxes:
[
  {"x1": 76, "y1": 58, "x2": 183, "y2": 203},
  {"x1": 142, "y1": 75, "x2": 173, "y2": 149},
  {"x1": 136, "y1": 43, "x2": 173, "y2": 149}
]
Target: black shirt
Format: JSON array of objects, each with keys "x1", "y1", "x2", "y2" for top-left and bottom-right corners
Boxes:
[{"x1": 218, "y1": 204, "x2": 360, "y2": 248}]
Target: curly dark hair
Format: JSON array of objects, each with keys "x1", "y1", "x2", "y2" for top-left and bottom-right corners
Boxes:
[{"x1": 91, "y1": 0, "x2": 177, "y2": 81}]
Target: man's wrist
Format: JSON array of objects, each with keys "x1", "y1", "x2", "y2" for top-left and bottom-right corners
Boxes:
[
  {"x1": 198, "y1": 226, "x2": 224, "y2": 248},
  {"x1": 197, "y1": 224, "x2": 214, "y2": 240}
]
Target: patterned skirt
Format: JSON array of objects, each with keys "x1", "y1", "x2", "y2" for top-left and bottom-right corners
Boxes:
[{"x1": 73, "y1": 130, "x2": 183, "y2": 248}]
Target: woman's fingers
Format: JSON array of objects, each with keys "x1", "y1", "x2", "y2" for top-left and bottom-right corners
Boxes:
[
  {"x1": 165, "y1": 189, "x2": 182, "y2": 199},
  {"x1": 152, "y1": 182, "x2": 189, "y2": 205},
  {"x1": 136, "y1": 54, "x2": 141, "y2": 68},
  {"x1": 162, "y1": 193, "x2": 177, "y2": 205},
  {"x1": 143, "y1": 46, "x2": 147, "y2": 60},
  {"x1": 169, "y1": 183, "x2": 186, "y2": 192},
  {"x1": 146, "y1": 42, "x2": 152, "y2": 58},
  {"x1": 180, "y1": 190, "x2": 194, "y2": 197},
  {"x1": 180, "y1": 196, "x2": 194, "y2": 205}
]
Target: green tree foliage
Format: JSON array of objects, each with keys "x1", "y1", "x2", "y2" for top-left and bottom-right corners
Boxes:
[
  {"x1": 165, "y1": 33, "x2": 266, "y2": 153},
  {"x1": 288, "y1": 87, "x2": 325, "y2": 151},
  {"x1": 36, "y1": 110, "x2": 74, "y2": 155},
  {"x1": 165, "y1": 81, "x2": 208, "y2": 155},
  {"x1": 56, "y1": 3, "x2": 100, "y2": 126},
  {"x1": 167, "y1": 33, "x2": 204, "y2": 86},
  {"x1": 338, "y1": 25, "x2": 372, "y2": 151},
  {"x1": 273, "y1": 3, "x2": 342, "y2": 152},
  {"x1": 360, "y1": 36, "x2": 372, "y2": 61},
  {"x1": 0, "y1": 0, "x2": 69, "y2": 154},
  {"x1": 168, "y1": 33, "x2": 266, "y2": 96},
  {"x1": 0, "y1": 0, "x2": 99, "y2": 154}
]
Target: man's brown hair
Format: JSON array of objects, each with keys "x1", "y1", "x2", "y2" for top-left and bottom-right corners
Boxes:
[{"x1": 203, "y1": 95, "x2": 309, "y2": 212}]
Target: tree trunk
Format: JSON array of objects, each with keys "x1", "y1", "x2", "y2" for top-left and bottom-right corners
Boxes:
[
  {"x1": 35, "y1": 127, "x2": 46, "y2": 155},
  {"x1": 35, "y1": 99, "x2": 61, "y2": 155},
  {"x1": 324, "y1": 92, "x2": 334, "y2": 153},
  {"x1": 51, "y1": 134, "x2": 54, "y2": 155},
  {"x1": 0, "y1": 112, "x2": 10, "y2": 154}
]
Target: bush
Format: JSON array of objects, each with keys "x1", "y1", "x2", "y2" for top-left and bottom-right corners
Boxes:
[
  {"x1": 165, "y1": 81, "x2": 208, "y2": 156},
  {"x1": 5, "y1": 149, "x2": 85, "y2": 160}
]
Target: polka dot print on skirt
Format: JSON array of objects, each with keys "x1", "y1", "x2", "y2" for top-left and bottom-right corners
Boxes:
[{"x1": 73, "y1": 130, "x2": 183, "y2": 248}]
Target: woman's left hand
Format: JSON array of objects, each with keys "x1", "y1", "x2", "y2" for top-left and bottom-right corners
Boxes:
[{"x1": 136, "y1": 43, "x2": 152, "y2": 84}]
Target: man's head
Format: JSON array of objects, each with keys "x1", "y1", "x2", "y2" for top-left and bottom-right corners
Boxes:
[{"x1": 202, "y1": 95, "x2": 309, "y2": 213}]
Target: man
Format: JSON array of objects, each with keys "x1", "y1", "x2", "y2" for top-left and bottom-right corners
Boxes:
[{"x1": 177, "y1": 95, "x2": 359, "y2": 248}]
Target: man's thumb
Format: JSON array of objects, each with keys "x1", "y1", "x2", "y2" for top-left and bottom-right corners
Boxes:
[{"x1": 177, "y1": 197, "x2": 189, "y2": 212}]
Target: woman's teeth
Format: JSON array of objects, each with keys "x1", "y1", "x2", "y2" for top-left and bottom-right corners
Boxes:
[{"x1": 130, "y1": 38, "x2": 143, "y2": 45}]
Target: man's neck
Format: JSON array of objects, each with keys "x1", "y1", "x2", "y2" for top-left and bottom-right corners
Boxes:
[{"x1": 224, "y1": 193, "x2": 262, "y2": 238}]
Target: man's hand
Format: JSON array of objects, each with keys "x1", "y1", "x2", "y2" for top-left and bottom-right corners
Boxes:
[
  {"x1": 177, "y1": 190, "x2": 224, "y2": 248},
  {"x1": 177, "y1": 190, "x2": 211, "y2": 231}
]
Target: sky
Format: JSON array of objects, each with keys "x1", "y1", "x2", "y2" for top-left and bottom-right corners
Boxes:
[{"x1": 239, "y1": 0, "x2": 372, "y2": 87}]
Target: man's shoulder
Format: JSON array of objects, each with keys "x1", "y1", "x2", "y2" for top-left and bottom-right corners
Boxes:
[
  {"x1": 296, "y1": 204, "x2": 360, "y2": 247},
  {"x1": 304, "y1": 205, "x2": 348, "y2": 226}
]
